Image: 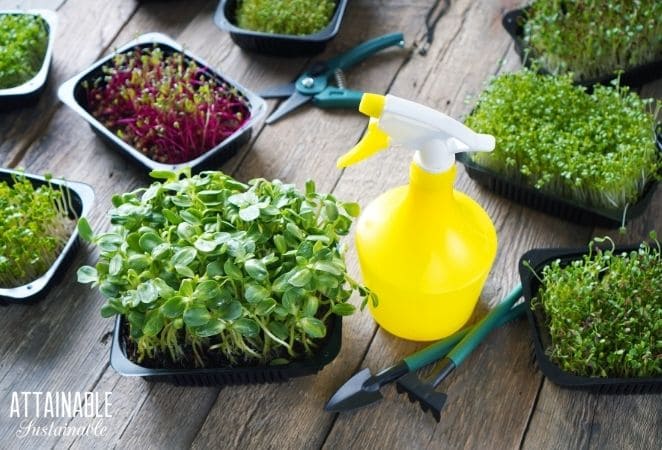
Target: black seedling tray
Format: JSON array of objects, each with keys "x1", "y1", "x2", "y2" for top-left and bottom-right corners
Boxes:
[
  {"x1": 457, "y1": 128, "x2": 662, "y2": 228},
  {"x1": 502, "y1": 8, "x2": 662, "y2": 88},
  {"x1": 0, "y1": 10, "x2": 57, "y2": 110},
  {"x1": 214, "y1": 0, "x2": 348, "y2": 57},
  {"x1": 58, "y1": 33, "x2": 266, "y2": 173},
  {"x1": 519, "y1": 245, "x2": 661, "y2": 394},
  {"x1": 110, "y1": 315, "x2": 342, "y2": 386},
  {"x1": 0, "y1": 169, "x2": 94, "y2": 304}
]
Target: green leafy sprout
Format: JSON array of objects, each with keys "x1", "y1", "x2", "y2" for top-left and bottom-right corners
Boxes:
[
  {"x1": 0, "y1": 13, "x2": 49, "y2": 89},
  {"x1": 465, "y1": 70, "x2": 660, "y2": 212},
  {"x1": 0, "y1": 173, "x2": 75, "y2": 288},
  {"x1": 523, "y1": 0, "x2": 662, "y2": 82},
  {"x1": 236, "y1": 0, "x2": 336, "y2": 36},
  {"x1": 77, "y1": 168, "x2": 375, "y2": 367},
  {"x1": 530, "y1": 233, "x2": 661, "y2": 378}
]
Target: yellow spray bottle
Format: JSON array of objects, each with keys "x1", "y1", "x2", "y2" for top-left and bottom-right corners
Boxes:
[{"x1": 338, "y1": 93, "x2": 498, "y2": 341}]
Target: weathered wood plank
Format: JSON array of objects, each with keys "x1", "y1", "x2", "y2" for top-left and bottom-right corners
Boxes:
[
  {"x1": 0, "y1": 0, "x2": 137, "y2": 166},
  {"x1": 188, "y1": 1, "x2": 445, "y2": 449},
  {"x1": 320, "y1": 1, "x2": 598, "y2": 448},
  {"x1": 520, "y1": 82, "x2": 662, "y2": 450},
  {"x1": 0, "y1": 0, "x2": 65, "y2": 9},
  {"x1": 0, "y1": 2, "x2": 211, "y2": 450}
]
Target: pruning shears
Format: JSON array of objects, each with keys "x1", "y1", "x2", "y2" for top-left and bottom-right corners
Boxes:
[{"x1": 260, "y1": 33, "x2": 405, "y2": 124}]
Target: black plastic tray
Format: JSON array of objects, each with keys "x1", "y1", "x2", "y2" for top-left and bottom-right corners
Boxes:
[
  {"x1": 110, "y1": 314, "x2": 342, "y2": 386},
  {"x1": 0, "y1": 169, "x2": 94, "y2": 304},
  {"x1": 519, "y1": 245, "x2": 661, "y2": 393},
  {"x1": 0, "y1": 9, "x2": 57, "y2": 110},
  {"x1": 58, "y1": 33, "x2": 266, "y2": 173},
  {"x1": 214, "y1": 0, "x2": 348, "y2": 57},
  {"x1": 502, "y1": 8, "x2": 662, "y2": 88},
  {"x1": 457, "y1": 128, "x2": 662, "y2": 228}
]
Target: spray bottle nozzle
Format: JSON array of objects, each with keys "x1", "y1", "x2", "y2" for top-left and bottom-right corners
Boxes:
[
  {"x1": 337, "y1": 94, "x2": 495, "y2": 173},
  {"x1": 337, "y1": 119, "x2": 390, "y2": 168}
]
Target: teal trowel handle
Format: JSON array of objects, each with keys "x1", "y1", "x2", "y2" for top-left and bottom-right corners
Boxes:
[
  {"x1": 404, "y1": 288, "x2": 525, "y2": 371},
  {"x1": 447, "y1": 284, "x2": 523, "y2": 366}
]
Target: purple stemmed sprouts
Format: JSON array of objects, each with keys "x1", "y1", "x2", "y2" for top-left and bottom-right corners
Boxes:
[{"x1": 85, "y1": 47, "x2": 251, "y2": 164}]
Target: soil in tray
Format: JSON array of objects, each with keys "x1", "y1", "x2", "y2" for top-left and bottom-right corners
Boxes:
[{"x1": 119, "y1": 314, "x2": 337, "y2": 370}]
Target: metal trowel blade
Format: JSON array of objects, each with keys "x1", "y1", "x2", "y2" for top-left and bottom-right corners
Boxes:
[{"x1": 324, "y1": 368, "x2": 383, "y2": 412}]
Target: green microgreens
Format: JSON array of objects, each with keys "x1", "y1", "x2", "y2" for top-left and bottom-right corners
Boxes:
[
  {"x1": 236, "y1": 0, "x2": 336, "y2": 36},
  {"x1": 0, "y1": 173, "x2": 75, "y2": 288},
  {"x1": 77, "y1": 168, "x2": 375, "y2": 367},
  {"x1": 523, "y1": 0, "x2": 662, "y2": 82},
  {"x1": 0, "y1": 13, "x2": 49, "y2": 89},
  {"x1": 530, "y1": 233, "x2": 661, "y2": 378},
  {"x1": 465, "y1": 70, "x2": 660, "y2": 212}
]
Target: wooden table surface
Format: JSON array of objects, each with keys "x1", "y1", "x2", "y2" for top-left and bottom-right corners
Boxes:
[{"x1": 0, "y1": 0, "x2": 660, "y2": 449}]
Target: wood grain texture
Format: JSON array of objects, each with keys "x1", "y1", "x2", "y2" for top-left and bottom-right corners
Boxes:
[
  {"x1": 0, "y1": 0, "x2": 137, "y2": 166},
  {"x1": 522, "y1": 80, "x2": 662, "y2": 450},
  {"x1": 0, "y1": 2, "x2": 209, "y2": 450},
  {"x1": 189, "y1": 0, "x2": 437, "y2": 448},
  {"x1": 321, "y1": 1, "x2": 594, "y2": 449},
  {"x1": 0, "y1": 0, "x2": 659, "y2": 449},
  {"x1": 0, "y1": 0, "x2": 65, "y2": 9}
]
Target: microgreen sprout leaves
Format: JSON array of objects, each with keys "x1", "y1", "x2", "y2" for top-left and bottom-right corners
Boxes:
[
  {"x1": 533, "y1": 237, "x2": 661, "y2": 378},
  {"x1": 0, "y1": 14, "x2": 49, "y2": 89},
  {"x1": 465, "y1": 70, "x2": 661, "y2": 212},
  {"x1": 84, "y1": 47, "x2": 251, "y2": 165},
  {"x1": 79, "y1": 170, "x2": 372, "y2": 366},
  {"x1": 523, "y1": 0, "x2": 662, "y2": 82},
  {"x1": 0, "y1": 173, "x2": 76, "y2": 288},
  {"x1": 236, "y1": 0, "x2": 336, "y2": 36}
]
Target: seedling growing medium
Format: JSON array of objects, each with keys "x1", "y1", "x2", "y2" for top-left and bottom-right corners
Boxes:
[
  {"x1": 236, "y1": 0, "x2": 336, "y2": 35},
  {"x1": 465, "y1": 70, "x2": 660, "y2": 212},
  {"x1": 523, "y1": 0, "x2": 662, "y2": 82},
  {"x1": 0, "y1": 174, "x2": 75, "y2": 288},
  {"x1": 84, "y1": 47, "x2": 251, "y2": 165},
  {"x1": 530, "y1": 235, "x2": 661, "y2": 378},
  {"x1": 0, "y1": 13, "x2": 49, "y2": 89},
  {"x1": 78, "y1": 169, "x2": 375, "y2": 367}
]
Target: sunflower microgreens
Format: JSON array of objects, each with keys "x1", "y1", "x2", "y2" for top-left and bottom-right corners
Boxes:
[
  {"x1": 236, "y1": 0, "x2": 336, "y2": 36},
  {"x1": 77, "y1": 169, "x2": 374, "y2": 367},
  {"x1": 523, "y1": 0, "x2": 662, "y2": 82},
  {"x1": 84, "y1": 46, "x2": 251, "y2": 165},
  {"x1": 0, "y1": 173, "x2": 75, "y2": 288},
  {"x1": 0, "y1": 13, "x2": 49, "y2": 89},
  {"x1": 529, "y1": 234, "x2": 661, "y2": 378},
  {"x1": 465, "y1": 70, "x2": 660, "y2": 212}
]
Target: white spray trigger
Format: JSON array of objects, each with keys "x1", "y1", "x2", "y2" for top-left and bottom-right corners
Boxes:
[{"x1": 380, "y1": 95, "x2": 495, "y2": 173}]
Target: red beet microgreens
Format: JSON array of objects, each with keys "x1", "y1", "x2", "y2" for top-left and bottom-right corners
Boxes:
[{"x1": 85, "y1": 47, "x2": 251, "y2": 164}]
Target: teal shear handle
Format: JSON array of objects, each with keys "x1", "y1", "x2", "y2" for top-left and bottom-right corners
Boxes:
[
  {"x1": 311, "y1": 33, "x2": 405, "y2": 109},
  {"x1": 325, "y1": 33, "x2": 405, "y2": 72},
  {"x1": 313, "y1": 87, "x2": 364, "y2": 108}
]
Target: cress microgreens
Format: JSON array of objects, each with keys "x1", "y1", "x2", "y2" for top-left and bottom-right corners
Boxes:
[
  {"x1": 523, "y1": 0, "x2": 662, "y2": 82},
  {"x1": 0, "y1": 173, "x2": 75, "y2": 288},
  {"x1": 465, "y1": 70, "x2": 660, "y2": 212},
  {"x1": 0, "y1": 13, "x2": 49, "y2": 89},
  {"x1": 236, "y1": 0, "x2": 336, "y2": 36},
  {"x1": 529, "y1": 234, "x2": 661, "y2": 378},
  {"x1": 77, "y1": 169, "x2": 375, "y2": 367},
  {"x1": 84, "y1": 46, "x2": 251, "y2": 165}
]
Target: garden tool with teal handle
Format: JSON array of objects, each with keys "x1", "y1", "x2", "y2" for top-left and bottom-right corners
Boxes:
[
  {"x1": 325, "y1": 285, "x2": 524, "y2": 413},
  {"x1": 396, "y1": 284, "x2": 524, "y2": 422},
  {"x1": 260, "y1": 33, "x2": 405, "y2": 124}
]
